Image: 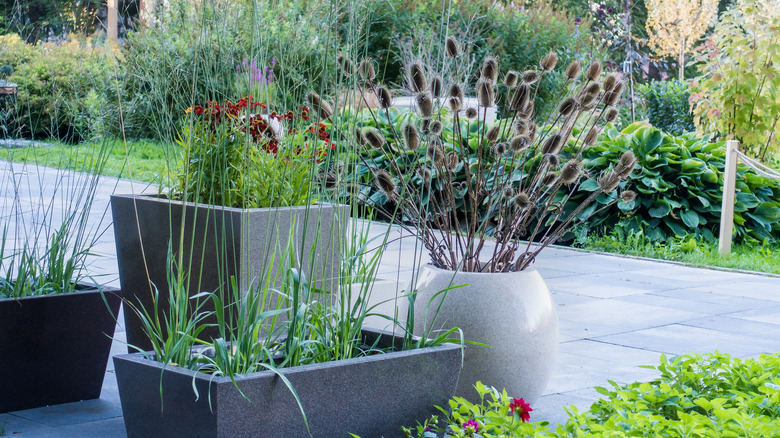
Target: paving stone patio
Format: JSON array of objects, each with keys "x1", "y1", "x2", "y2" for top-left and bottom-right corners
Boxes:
[{"x1": 2, "y1": 164, "x2": 778, "y2": 436}]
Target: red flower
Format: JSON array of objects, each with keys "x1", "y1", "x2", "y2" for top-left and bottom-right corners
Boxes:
[{"x1": 509, "y1": 397, "x2": 532, "y2": 422}]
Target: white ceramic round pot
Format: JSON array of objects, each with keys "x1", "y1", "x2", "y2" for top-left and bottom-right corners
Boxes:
[{"x1": 413, "y1": 264, "x2": 558, "y2": 404}]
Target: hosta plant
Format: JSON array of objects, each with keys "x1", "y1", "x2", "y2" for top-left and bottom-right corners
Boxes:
[
  {"x1": 566, "y1": 122, "x2": 780, "y2": 244},
  {"x1": 335, "y1": 37, "x2": 636, "y2": 272}
]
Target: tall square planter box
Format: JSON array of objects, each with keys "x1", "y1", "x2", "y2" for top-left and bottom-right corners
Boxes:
[
  {"x1": 114, "y1": 329, "x2": 462, "y2": 438},
  {"x1": 111, "y1": 195, "x2": 348, "y2": 352},
  {"x1": 0, "y1": 287, "x2": 122, "y2": 413}
]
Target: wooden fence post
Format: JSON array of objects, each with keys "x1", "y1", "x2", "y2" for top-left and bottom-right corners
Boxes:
[
  {"x1": 107, "y1": 0, "x2": 118, "y2": 42},
  {"x1": 718, "y1": 140, "x2": 739, "y2": 255}
]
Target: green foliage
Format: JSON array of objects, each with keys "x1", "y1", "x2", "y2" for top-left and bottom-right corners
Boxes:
[
  {"x1": 577, "y1": 224, "x2": 780, "y2": 274},
  {"x1": 556, "y1": 352, "x2": 780, "y2": 437},
  {"x1": 690, "y1": 0, "x2": 780, "y2": 159},
  {"x1": 176, "y1": 98, "x2": 328, "y2": 208},
  {"x1": 2, "y1": 34, "x2": 115, "y2": 142},
  {"x1": 638, "y1": 79, "x2": 695, "y2": 135},
  {"x1": 567, "y1": 122, "x2": 780, "y2": 244}
]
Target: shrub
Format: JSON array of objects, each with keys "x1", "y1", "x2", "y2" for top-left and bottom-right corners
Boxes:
[
  {"x1": 4, "y1": 35, "x2": 116, "y2": 142},
  {"x1": 567, "y1": 122, "x2": 780, "y2": 244},
  {"x1": 689, "y1": 0, "x2": 780, "y2": 160},
  {"x1": 638, "y1": 79, "x2": 695, "y2": 135}
]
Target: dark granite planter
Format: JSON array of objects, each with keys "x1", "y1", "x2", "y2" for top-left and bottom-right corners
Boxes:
[
  {"x1": 0, "y1": 287, "x2": 122, "y2": 413},
  {"x1": 111, "y1": 194, "x2": 347, "y2": 352},
  {"x1": 114, "y1": 329, "x2": 462, "y2": 438}
]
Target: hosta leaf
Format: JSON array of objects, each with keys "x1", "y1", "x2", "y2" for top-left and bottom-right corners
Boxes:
[
  {"x1": 681, "y1": 158, "x2": 705, "y2": 170},
  {"x1": 681, "y1": 210, "x2": 700, "y2": 229},
  {"x1": 664, "y1": 218, "x2": 688, "y2": 236},
  {"x1": 649, "y1": 200, "x2": 672, "y2": 218},
  {"x1": 579, "y1": 178, "x2": 600, "y2": 192}
]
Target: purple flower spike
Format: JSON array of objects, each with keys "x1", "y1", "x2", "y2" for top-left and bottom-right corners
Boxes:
[
  {"x1": 575, "y1": 16, "x2": 582, "y2": 25},
  {"x1": 272, "y1": 57, "x2": 276, "y2": 66}
]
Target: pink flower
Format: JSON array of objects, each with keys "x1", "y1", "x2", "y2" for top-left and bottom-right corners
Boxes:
[
  {"x1": 463, "y1": 419, "x2": 479, "y2": 435},
  {"x1": 509, "y1": 397, "x2": 532, "y2": 422}
]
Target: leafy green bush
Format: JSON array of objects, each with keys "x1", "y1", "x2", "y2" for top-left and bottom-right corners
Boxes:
[
  {"x1": 398, "y1": 353, "x2": 780, "y2": 438},
  {"x1": 4, "y1": 35, "x2": 115, "y2": 142},
  {"x1": 638, "y1": 79, "x2": 695, "y2": 135},
  {"x1": 568, "y1": 122, "x2": 780, "y2": 244},
  {"x1": 557, "y1": 352, "x2": 780, "y2": 437}
]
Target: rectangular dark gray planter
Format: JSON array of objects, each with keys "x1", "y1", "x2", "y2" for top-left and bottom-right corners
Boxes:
[
  {"x1": 111, "y1": 194, "x2": 348, "y2": 352},
  {"x1": 114, "y1": 329, "x2": 462, "y2": 438},
  {"x1": 0, "y1": 287, "x2": 122, "y2": 413}
]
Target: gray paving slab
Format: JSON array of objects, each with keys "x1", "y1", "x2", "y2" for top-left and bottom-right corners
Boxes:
[{"x1": 3, "y1": 161, "x2": 780, "y2": 434}]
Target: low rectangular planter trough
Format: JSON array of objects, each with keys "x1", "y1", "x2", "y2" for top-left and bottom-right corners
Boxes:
[
  {"x1": 114, "y1": 329, "x2": 462, "y2": 438},
  {"x1": 0, "y1": 287, "x2": 122, "y2": 413}
]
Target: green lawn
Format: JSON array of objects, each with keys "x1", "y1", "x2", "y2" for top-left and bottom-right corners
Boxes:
[
  {"x1": 578, "y1": 233, "x2": 780, "y2": 275},
  {"x1": 0, "y1": 138, "x2": 178, "y2": 185}
]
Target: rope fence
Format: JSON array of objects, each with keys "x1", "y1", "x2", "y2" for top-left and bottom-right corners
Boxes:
[{"x1": 719, "y1": 140, "x2": 780, "y2": 255}]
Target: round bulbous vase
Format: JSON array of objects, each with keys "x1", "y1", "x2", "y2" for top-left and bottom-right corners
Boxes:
[{"x1": 413, "y1": 264, "x2": 558, "y2": 404}]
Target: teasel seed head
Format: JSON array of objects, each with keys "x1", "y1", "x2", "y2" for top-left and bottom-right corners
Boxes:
[
  {"x1": 565, "y1": 60, "x2": 581, "y2": 79},
  {"x1": 358, "y1": 59, "x2": 376, "y2": 83},
  {"x1": 445, "y1": 36, "x2": 461, "y2": 58},
  {"x1": 364, "y1": 128, "x2": 385, "y2": 149},
  {"x1": 527, "y1": 122, "x2": 537, "y2": 142},
  {"x1": 585, "y1": 61, "x2": 602, "y2": 81},
  {"x1": 514, "y1": 119, "x2": 528, "y2": 135},
  {"x1": 560, "y1": 159, "x2": 582, "y2": 184},
  {"x1": 504, "y1": 70, "x2": 519, "y2": 88},
  {"x1": 518, "y1": 101, "x2": 535, "y2": 120},
  {"x1": 430, "y1": 75, "x2": 443, "y2": 98},
  {"x1": 448, "y1": 96, "x2": 462, "y2": 112},
  {"x1": 579, "y1": 92, "x2": 597, "y2": 107},
  {"x1": 604, "y1": 90, "x2": 621, "y2": 106},
  {"x1": 481, "y1": 56, "x2": 499, "y2": 82},
  {"x1": 337, "y1": 55, "x2": 354, "y2": 76},
  {"x1": 324, "y1": 172, "x2": 339, "y2": 189},
  {"x1": 465, "y1": 107, "x2": 478, "y2": 120},
  {"x1": 540, "y1": 51, "x2": 558, "y2": 72},
  {"x1": 620, "y1": 190, "x2": 637, "y2": 203},
  {"x1": 420, "y1": 118, "x2": 432, "y2": 134},
  {"x1": 509, "y1": 83, "x2": 530, "y2": 111},
  {"x1": 448, "y1": 83, "x2": 464, "y2": 102},
  {"x1": 541, "y1": 133, "x2": 563, "y2": 155},
  {"x1": 418, "y1": 167, "x2": 432, "y2": 183},
  {"x1": 603, "y1": 73, "x2": 619, "y2": 92},
  {"x1": 513, "y1": 192, "x2": 531, "y2": 209},
  {"x1": 494, "y1": 142, "x2": 507, "y2": 156},
  {"x1": 503, "y1": 187, "x2": 515, "y2": 198},
  {"x1": 376, "y1": 86, "x2": 393, "y2": 109},
  {"x1": 306, "y1": 91, "x2": 333, "y2": 120},
  {"x1": 598, "y1": 170, "x2": 620, "y2": 192},
  {"x1": 428, "y1": 143, "x2": 446, "y2": 167},
  {"x1": 585, "y1": 82, "x2": 601, "y2": 96},
  {"x1": 446, "y1": 152, "x2": 460, "y2": 171},
  {"x1": 416, "y1": 91, "x2": 433, "y2": 117},
  {"x1": 409, "y1": 62, "x2": 427, "y2": 93},
  {"x1": 374, "y1": 170, "x2": 396, "y2": 196},
  {"x1": 546, "y1": 153, "x2": 560, "y2": 167},
  {"x1": 510, "y1": 135, "x2": 530, "y2": 152},
  {"x1": 618, "y1": 151, "x2": 636, "y2": 178},
  {"x1": 558, "y1": 97, "x2": 577, "y2": 117},
  {"x1": 604, "y1": 107, "x2": 619, "y2": 124},
  {"x1": 477, "y1": 79, "x2": 495, "y2": 108},
  {"x1": 584, "y1": 127, "x2": 600, "y2": 146},
  {"x1": 612, "y1": 80, "x2": 625, "y2": 97},
  {"x1": 541, "y1": 172, "x2": 557, "y2": 186},
  {"x1": 402, "y1": 122, "x2": 420, "y2": 150},
  {"x1": 430, "y1": 120, "x2": 443, "y2": 136},
  {"x1": 354, "y1": 127, "x2": 366, "y2": 146},
  {"x1": 522, "y1": 70, "x2": 540, "y2": 84},
  {"x1": 486, "y1": 125, "x2": 501, "y2": 143}
]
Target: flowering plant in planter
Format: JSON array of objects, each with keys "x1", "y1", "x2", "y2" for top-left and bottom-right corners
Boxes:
[
  {"x1": 341, "y1": 36, "x2": 637, "y2": 272},
  {"x1": 179, "y1": 96, "x2": 333, "y2": 208}
]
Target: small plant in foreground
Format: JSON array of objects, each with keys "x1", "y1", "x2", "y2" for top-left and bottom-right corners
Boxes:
[{"x1": 400, "y1": 382, "x2": 550, "y2": 437}]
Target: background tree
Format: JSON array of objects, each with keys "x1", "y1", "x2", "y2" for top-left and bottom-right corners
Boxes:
[{"x1": 645, "y1": 0, "x2": 717, "y2": 79}]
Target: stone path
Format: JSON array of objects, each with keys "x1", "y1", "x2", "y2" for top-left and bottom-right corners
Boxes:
[{"x1": 1, "y1": 163, "x2": 778, "y2": 436}]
